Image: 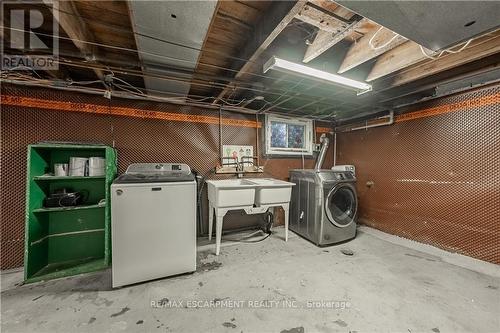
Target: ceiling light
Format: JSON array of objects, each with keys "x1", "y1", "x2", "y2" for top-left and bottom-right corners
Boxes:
[{"x1": 263, "y1": 57, "x2": 372, "y2": 94}]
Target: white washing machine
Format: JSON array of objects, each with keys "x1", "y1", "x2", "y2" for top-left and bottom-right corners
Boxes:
[{"x1": 111, "y1": 163, "x2": 196, "y2": 288}]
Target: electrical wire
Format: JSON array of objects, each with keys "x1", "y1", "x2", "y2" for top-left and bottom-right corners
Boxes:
[
  {"x1": 419, "y1": 38, "x2": 473, "y2": 60},
  {"x1": 4, "y1": 65, "x2": 42, "y2": 78},
  {"x1": 1, "y1": 26, "x2": 303, "y2": 87},
  {"x1": 67, "y1": 79, "x2": 103, "y2": 86},
  {"x1": 113, "y1": 77, "x2": 144, "y2": 95},
  {"x1": 3, "y1": 53, "x2": 346, "y2": 116},
  {"x1": 49, "y1": 5, "x2": 264, "y2": 69},
  {"x1": 2, "y1": 73, "x2": 303, "y2": 116},
  {"x1": 223, "y1": 231, "x2": 271, "y2": 243},
  {"x1": 44, "y1": 52, "x2": 327, "y2": 106},
  {"x1": 2, "y1": 26, "x2": 359, "y2": 110},
  {"x1": 218, "y1": 97, "x2": 247, "y2": 106},
  {"x1": 50, "y1": 4, "x2": 319, "y2": 76},
  {"x1": 44, "y1": 57, "x2": 344, "y2": 111},
  {"x1": 368, "y1": 26, "x2": 403, "y2": 50},
  {"x1": 442, "y1": 39, "x2": 473, "y2": 53},
  {"x1": 4, "y1": 23, "x2": 359, "y2": 111}
]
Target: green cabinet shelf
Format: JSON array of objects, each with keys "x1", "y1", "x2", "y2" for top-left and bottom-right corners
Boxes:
[
  {"x1": 34, "y1": 175, "x2": 106, "y2": 181},
  {"x1": 24, "y1": 143, "x2": 117, "y2": 283},
  {"x1": 33, "y1": 203, "x2": 105, "y2": 213}
]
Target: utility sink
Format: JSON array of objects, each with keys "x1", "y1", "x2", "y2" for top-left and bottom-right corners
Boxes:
[
  {"x1": 245, "y1": 178, "x2": 295, "y2": 206},
  {"x1": 206, "y1": 178, "x2": 296, "y2": 254},
  {"x1": 206, "y1": 178, "x2": 295, "y2": 208},
  {"x1": 206, "y1": 179, "x2": 256, "y2": 207}
]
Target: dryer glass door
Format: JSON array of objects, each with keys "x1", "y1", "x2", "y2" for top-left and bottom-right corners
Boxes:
[{"x1": 325, "y1": 185, "x2": 357, "y2": 228}]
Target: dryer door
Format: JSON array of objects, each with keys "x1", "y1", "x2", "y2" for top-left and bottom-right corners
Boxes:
[{"x1": 325, "y1": 183, "x2": 357, "y2": 228}]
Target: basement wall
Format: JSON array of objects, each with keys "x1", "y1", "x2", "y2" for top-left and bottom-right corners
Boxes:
[
  {"x1": 336, "y1": 84, "x2": 499, "y2": 264},
  {"x1": 0, "y1": 84, "x2": 333, "y2": 270}
]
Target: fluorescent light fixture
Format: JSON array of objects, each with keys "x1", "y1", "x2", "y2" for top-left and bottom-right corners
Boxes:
[{"x1": 263, "y1": 57, "x2": 372, "y2": 93}]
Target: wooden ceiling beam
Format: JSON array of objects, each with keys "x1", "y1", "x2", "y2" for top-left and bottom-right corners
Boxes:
[
  {"x1": 303, "y1": 18, "x2": 363, "y2": 63},
  {"x1": 387, "y1": 32, "x2": 500, "y2": 88},
  {"x1": 44, "y1": 0, "x2": 104, "y2": 80},
  {"x1": 295, "y1": 4, "x2": 348, "y2": 33},
  {"x1": 337, "y1": 25, "x2": 407, "y2": 73},
  {"x1": 296, "y1": 2, "x2": 365, "y2": 63},
  {"x1": 367, "y1": 30, "x2": 500, "y2": 82},
  {"x1": 212, "y1": 0, "x2": 307, "y2": 104},
  {"x1": 365, "y1": 41, "x2": 432, "y2": 82}
]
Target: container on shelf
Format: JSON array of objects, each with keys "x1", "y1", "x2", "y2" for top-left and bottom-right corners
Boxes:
[
  {"x1": 69, "y1": 157, "x2": 88, "y2": 176},
  {"x1": 54, "y1": 163, "x2": 68, "y2": 176},
  {"x1": 88, "y1": 157, "x2": 106, "y2": 176}
]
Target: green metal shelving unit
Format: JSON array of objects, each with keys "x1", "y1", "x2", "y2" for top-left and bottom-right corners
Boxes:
[{"x1": 24, "y1": 143, "x2": 117, "y2": 283}]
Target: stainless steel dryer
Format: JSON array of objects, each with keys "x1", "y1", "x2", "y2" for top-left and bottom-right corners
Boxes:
[{"x1": 289, "y1": 169, "x2": 357, "y2": 246}]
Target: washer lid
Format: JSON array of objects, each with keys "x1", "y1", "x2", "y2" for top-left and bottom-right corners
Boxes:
[
  {"x1": 325, "y1": 184, "x2": 357, "y2": 228},
  {"x1": 114, "y1": 163, "x2": 195, "y2": 183},
  {"x1": 113, "y1": 173, "x2": 194, "y2": 183}
]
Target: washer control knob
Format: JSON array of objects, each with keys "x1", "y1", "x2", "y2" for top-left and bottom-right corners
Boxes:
[{"x1": 116, "y1": 189, "x2": 123, "y2": 196}]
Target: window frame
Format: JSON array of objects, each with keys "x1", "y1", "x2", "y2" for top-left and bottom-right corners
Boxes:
[{"x1": 264, "y1": 114, "x2": 314, "y2": 156}]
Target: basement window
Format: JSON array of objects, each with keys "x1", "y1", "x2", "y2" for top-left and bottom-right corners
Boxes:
[{"x1": 265, "y1": 114, "x2": 313, "y2": 156}]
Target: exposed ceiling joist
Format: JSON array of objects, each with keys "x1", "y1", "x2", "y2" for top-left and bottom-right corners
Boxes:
[
  {"x1": 212, "y1": 0, "x2": 307, "y2": 104},
  {"x1": 365, "y1": 41, "x2": 432, "y2": 82},
  {"x1": 367, "y1": 30, "x2": 500, "y2": 82},
  {"x1": 44, "y1": 0, "x2": 103, "y2": 80},
  {"x1": 388, "y1": 32, "x2": 500, "y2": 88},
  {"x1": 337, "y1": 25, "x2": 407, "y2": 73},
  {"x1": 296, "y1": 3, "x2": 348, "y2": 33},
  {"x1": 303, "y1": 18, "x2": 363, "y2": 63}
]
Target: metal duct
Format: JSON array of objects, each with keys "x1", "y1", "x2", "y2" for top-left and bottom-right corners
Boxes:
[
  {"x1": 128, "y1": 1, "x2": 217, "y2": 97},
  {"x1": 315, "y1": 133, "x2": 330, "y2": 171}
]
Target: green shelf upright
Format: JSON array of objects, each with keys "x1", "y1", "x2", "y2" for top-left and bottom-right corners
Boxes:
[{"x1": 24, "y1": 143, "x2": 117, "y2": 283}]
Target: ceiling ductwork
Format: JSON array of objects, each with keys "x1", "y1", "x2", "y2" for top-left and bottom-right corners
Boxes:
[{"x1": 128, "y1": 0, "x2": 217, "y2": 97}]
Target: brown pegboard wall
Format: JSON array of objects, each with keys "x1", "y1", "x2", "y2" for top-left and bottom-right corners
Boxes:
[
  {"x1": 336, "y1": 84, "x2": 500, "y2": 264},
  {"x1": 0, "y1": 84, "x2": 334, "y2": 269}
]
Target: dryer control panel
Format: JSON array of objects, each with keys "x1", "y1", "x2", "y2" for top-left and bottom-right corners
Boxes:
[{"x1": 319, "y1": 171, "x2": 355, "y2": 182}]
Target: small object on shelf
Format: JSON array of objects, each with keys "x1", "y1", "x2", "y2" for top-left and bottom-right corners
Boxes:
[
  {"x1": 54, "y1": 163, "x2": 68, "y2": 176},
  {"x1": 88, "y1": 157, "x2": 106, "y2": 176},
  {"x1": 69, "y1": 157, "x2": 88, "y2": 176},
  {"x1": 43, "y1": 188, "x2": 85, "y2": 208}
]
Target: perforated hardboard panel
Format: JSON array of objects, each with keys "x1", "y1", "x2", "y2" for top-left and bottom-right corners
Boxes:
[
  {"x1": 336, "y1": 84, "x2": 500, "y2": 264},
  {"x1": 0, "y1": 84, "x2": 334, "y2": 269}
]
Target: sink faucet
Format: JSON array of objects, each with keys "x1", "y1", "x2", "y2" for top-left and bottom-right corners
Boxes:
[{"x1": 236, "y1": 162, "x2": 244, "y2": 178}]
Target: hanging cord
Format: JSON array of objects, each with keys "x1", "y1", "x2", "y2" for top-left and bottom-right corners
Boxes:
[
  {"x1": 420, "y1": 38, "x2": 473, "y2": 60},
  {"x1": 368, "y1": 26, "x2": 403, "y2": 50}
]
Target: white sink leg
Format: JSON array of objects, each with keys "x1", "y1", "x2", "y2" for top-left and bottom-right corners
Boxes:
[
  {"x1": 282, "y1": 203, "x2": 289, "y2": 242},
  {"x1": 215, "y1": 209, "x2": 227, "y2": 255},
  {"x1": 208, "y1": 202, "x2": 214, "y2": 241}
]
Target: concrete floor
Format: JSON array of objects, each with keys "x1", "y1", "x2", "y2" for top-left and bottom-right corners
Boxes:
[{"x1": 2, "y1": 227, "x2": 499, "y2": 333}]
